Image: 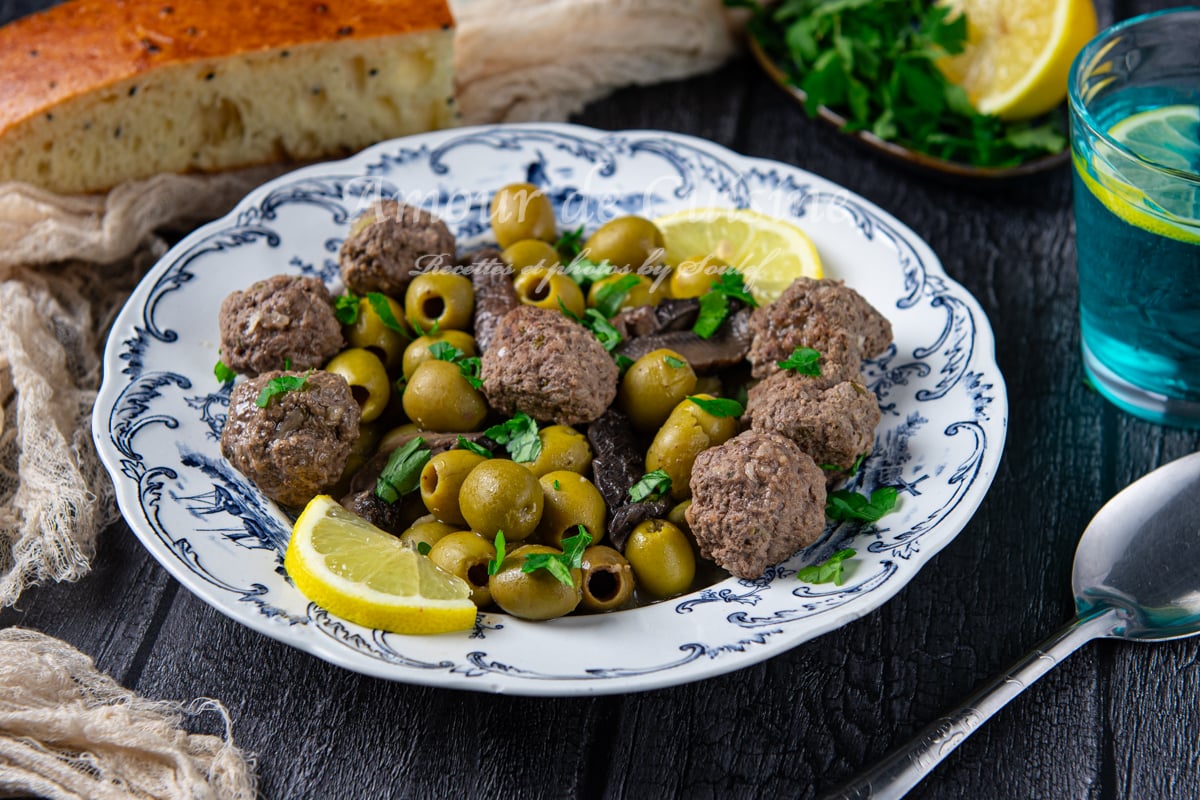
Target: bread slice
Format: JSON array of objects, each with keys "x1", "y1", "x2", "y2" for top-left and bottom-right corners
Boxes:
[{"x1": 0, "y1": 0, "x2": 458, "y2": 195}]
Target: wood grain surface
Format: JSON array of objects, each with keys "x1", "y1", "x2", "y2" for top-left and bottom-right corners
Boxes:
[{"x1": 3, "y1": 1, "x2": 1199, "y2": 798}]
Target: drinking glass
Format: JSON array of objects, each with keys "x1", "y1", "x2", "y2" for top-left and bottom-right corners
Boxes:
[{"x1": 1069, "y1": 8, "x2": 1200, "y2": 428}]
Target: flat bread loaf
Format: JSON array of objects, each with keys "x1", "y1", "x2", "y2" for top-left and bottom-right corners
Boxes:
[{"x1": 0, "y1": 0, "x2": 457, "y2": 195}]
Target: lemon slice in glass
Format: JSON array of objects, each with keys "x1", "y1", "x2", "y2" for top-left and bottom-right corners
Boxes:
[
  {"x1": 285, "y1": 495, "x2": 477, "y2": 634},
  {"x1": 936, "y1": 0, "x2": 1098, "y2": 119},
  {"x1": 653, "y1": 207, "x2": 822, "y2": 305}
]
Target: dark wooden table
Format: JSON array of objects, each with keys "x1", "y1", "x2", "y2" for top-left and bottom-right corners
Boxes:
[{"x1": 4, "y1": 1, "x2": 1199, "y2": 798}]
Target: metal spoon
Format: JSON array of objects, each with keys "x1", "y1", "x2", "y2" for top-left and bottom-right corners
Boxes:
[{"x1": 827, "y1": 451, "x2": 1200, "y2": 800}]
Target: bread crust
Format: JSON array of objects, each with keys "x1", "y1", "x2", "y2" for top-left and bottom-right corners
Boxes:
[{"x1": 0, "y1": 0, "x2": 455, "y2": 135}]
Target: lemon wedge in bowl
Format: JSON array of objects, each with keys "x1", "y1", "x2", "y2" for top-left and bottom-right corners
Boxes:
[
  {"x1": 285, "y1": 495, "x2": 477, "y2": 635},
  {"x1": 937, "y1": 0, "x2": 1098, "y2": 120},
  {"x1": 653, "y1": 207, "x2": 822, "y2": 305}
]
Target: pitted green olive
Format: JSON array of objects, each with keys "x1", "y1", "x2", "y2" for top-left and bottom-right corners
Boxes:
[
  {"x1": 645, "y1": 394, "x2": 738, "y2": 500},
  {"x1": 625, "y1": 519, "x2": 695, "y2": 599},
  {"x1": 669, "y1": 254, "x2": 727, "y2": 299},
  {"x1": 402, "y1": 331, "x2": 478, "y2": 380},
  {"x1": 405, "y1": 272, "x2": 475, "y2": 333},
  {"x1": 490, "y1": 183, "x2": 557, "y2": 249},
  {"x1": 401, "y1": 360, "x2": 488, "y2": 432},
  {"x1": 513, "y1": 266, "x2": 586, "y2": 317},
  {"x1": 536, "y1": 470, "x2": 606, "y2": 548},
  {"x1": 502, "y1": 239, "x2": 561, "y2": 271},
  {"x1": 325, "y1": 347, "x2": 390, "y2": 423},
  {"x1": 344, "y1": 294, "x2": 409, "y2": 371},
  {"x1": 667, "y1": 499, "x2": 692, "y2": 532},
  {"x1": 583, "y1": 216, "x2": 665, "y2": 271},
  {"x1": 428, "y1": 531, "x2": 496, "y2": 608},
  {"x1": 617, "y1": 348, "x2": 698, "y2": 432},
  {"x1": 524, "y1": 425, "x2": 592, "y2": 478},
  {"x1": 398, "y1": 518, "x2": 460, "y2": 552},
  {"x1": 488, "y1": 544, "x2": 582, "y2": 619},
  {"x1": 420, "y1": 450, "x2": 488, "y2": 526},
  {"x1": 579, "y1": 545, "x2": 634, "y2": 612},
  {"x1": 459, "y1": 459, "x2": 544, "y2": 541}
]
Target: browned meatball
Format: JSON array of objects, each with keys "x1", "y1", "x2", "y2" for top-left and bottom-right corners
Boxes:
[
  {"x1": 338, "y1": 200, "x2": 457, "y2": 297},
  {"x1": 220, "y1": 370, "x2": 360, "y2": 507},
  {"x1": 481, "y1": 306, "x2": 618, "y2": 425},
  {"x1": 747, "y1": 277, "x2": 892, "y2": 379},
  {"x1": 218, "y1": 275, "x2": 343, "y2": 377},
  {"x1": 686, "y1": 430, "x2": 826, "y2": 579},
  {"x1": 744, "y1": 371, "x2": 881, "y2": 484}
]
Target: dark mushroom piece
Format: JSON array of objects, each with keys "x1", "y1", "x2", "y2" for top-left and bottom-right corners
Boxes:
[
  {"x1": 468, "y1": 247, "x2": 517, "y2": 352},
  {"x1": 585, "y1": 408, "x2": 670, "y2": 550},
  {"x1": 615, "y1": 307, "x2": 753, "y2": 374}
]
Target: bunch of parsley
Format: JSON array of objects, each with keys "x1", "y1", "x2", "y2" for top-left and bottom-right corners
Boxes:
[{"x1": 734, "y1": 0, "x2": 1066, "y2": 167}]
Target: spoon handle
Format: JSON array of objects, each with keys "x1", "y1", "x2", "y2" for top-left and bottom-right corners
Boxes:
[{"x1": 823, "y1": 607, "x2": 1121, "y2": 800}]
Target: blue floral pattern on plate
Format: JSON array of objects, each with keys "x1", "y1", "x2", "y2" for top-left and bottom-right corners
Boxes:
[{"x1": 92, "y1": 123, "x2": 1007, "y2": 696}]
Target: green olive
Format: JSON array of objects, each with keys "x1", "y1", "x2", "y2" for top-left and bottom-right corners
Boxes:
[
  {"x1": 625, "y1": 519, "x2": 696, "y2": 599},
  {"x1": 586, "y1": 273, "x2": 667, "y2": 312},
  {"x1": 428, "y1": 531, "x2": 496, "y2": 608},
  {"x1": 490, "y1": 183, "x2": 557, "y2": 249},
  {"x1": 398, "y1": 518, "x2": 460, "y2": 552},
  {"x1": 501, "y1": 239, "x2": 561, "y2": 271},
  {"x1": 536, "y1": 471, "x2": 606, "y2": 548},
  {"x1": 579, "y1": 545, "x2": 635, "y2": 612},
  {"x1": 459, "y1": 459, "x2": 544, "y2": 541},
  {"x1": 667, "y1": 499, "x2": 692, "y2": 532},
  {"x1": 645, "y1": 394, "x2": 738, "y2": 500},
  {"x1": 325, "y1": 347, "x2": 390, "y2": 423},
  {"x1": 513, "y1": 265, "x2": 586, "y2": 317},
  {"x1": 693, "y1": 375, "x2": 724, "y2": 397},
  {"x1": 379, "y1": 423, "x2": 421, "y2": 453},
  {"x1": 488, "y1": 544, "x2": 581, "y2": 619},
  {"x1": 524, "y1": 425, "x2": 592, "y2": 478},
  {"x1": 669, "y1": 254, "x2": 727, "y2": 299},
  {"x1": 420, "y1": 450, "x2": 488, "y2": 526},
  {"x1": 402, "y1": 360, "x2": 488, "y2": 432},
  {"x1": 402, "y1": 330, "x2": 478, "y2": 380},
  {"x1": 617, "y1": 348, "x2": 698, "y2": 432},
  {"x1": 405, "y1": 272, "x2": 475, "y2": 333},
  {"x1": 583, "y1": 216, "x2": 665, "y2": 271},
  {"x1": 344, "y1": 294, "x2": 410, "y2": 371}
]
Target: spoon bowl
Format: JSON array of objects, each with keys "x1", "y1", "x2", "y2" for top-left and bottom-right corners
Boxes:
[{"x1": 829, "y1": 450, "x2": 1200, "y2": 799}]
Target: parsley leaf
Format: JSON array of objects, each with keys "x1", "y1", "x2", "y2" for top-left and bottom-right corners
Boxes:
[
  {"x1": 365, "y1": 292, "x2": 407, "y2": 333},
  {"x1": 687, "y1": 395, "x2": 744, "y2": 419},
  {"x1": 417, "y1": 541, "x2": 432, "y2": 556},
  {"x1": 826, "y1": 486, "x2": 899, "y2": 522},
  {"x1": 428, "y1": 341, "x2": 464, "y2": 362},
  {"x1": 778, "y1": 346, "x2": 822, "y2": 376},
  {"x1": 593, "y1": 274, "x2": 642, "y2": 318},
  {"x1": 711, "y1": 270, "x2": 758, "y2": 308},
  {"x1": 796, "y1": 548, "x2": 855, "y2": 586},
  {"x1": 255, "y1": 370, "x2": 311, "y2": 408},
  {"x1": 214, "y1": 359, "x2": 237, "y2": 384},
  {"x1": 553, "y1": 479, "x2": 561, "y2": 491},
  {"x1": 521, "y1": 527, "x2": 592, "y2": 588},
  {"x1": 564, "y1": 256, "x2": 613, "y2": 290},
  {"x1": 483, "y1": 412, "x2": 542, "y2": 463},
  {"x1": 692, "y1": 271, "x2": 754, "y2": 339},
  {"x1": 615, "y1": 354, "x2": 635, "y2": 377},
  {"x1": 488, "y1": 530, "x2": 507, "y2": 576},
  {"x1": 555, "y1": 225, "x2": 586, "y2": 260},
  {"x1": 629, "y1": 469, "x2": 672, "y2": 502},
  {"x1": 457, "y1": 436, "x2": 492, "y2": 458},
  {"x1": 428, "y1": 341, "x2": 484, "y2": 389},
  {"x1": 560, "y1": 299, "x2": 625, "y2": 353},
  {"x1": 374, "y1": 437, "x2": 431, "y2": 504},
  {"x1": 334, "y1": 291, "x2": 360, "y2": 325},
  {"x1": 663, "y1": 354, "x2": 687, "y2": 369}
]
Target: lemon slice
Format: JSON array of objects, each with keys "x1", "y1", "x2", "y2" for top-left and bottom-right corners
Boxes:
[
  {"x1": 1109, "y1": 104, "x2": 1200, "y2": 173},
  {"x1": 936, "y1": 0, "x2": 1098, "y2": 119},
  {"x1": 653, "y1": 207, "x2": 822, "y2": 304},
  {"x1": 285, "y1": 495, "x2": 477, "y2": 634}
]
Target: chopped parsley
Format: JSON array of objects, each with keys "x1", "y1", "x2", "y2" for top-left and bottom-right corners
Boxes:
[
  {"x1": 457, "y1": 436, "x2": 492, "y2": 458},
  {"x1": 365, "y1": 292, "x2": 407, "y2": 333},
  {"x1": 826, "y1": 486, "x2": 899, "y2": 522},
  {"x1": 628, "y1": 469, "x2": 672, "y2": 503},
  {"x1": 374, "y1": 437, "x2": 431, "y2": 504},
  {"x1": 428, "y1": 341, "x2": 484, "y2": 389},
  {"x1": 592, "y1": 274, "x2": 642, "y2": 318},
  {"x1": 483, "y1": 412, "x2": 542, "y2": 463},
  {"x1": 521, "y1": 527, "x2": 592, "y2": 588},
  {"x1": 559, "y1": 299, "x2": 623, "y2": 352},
  {"x1": 555, "y1": 225, "x2": 586, "y2": 260},
  {"x1": 778, "y1": 346, "x2": 822, "y2": 376},
  {"x1": 615, "y1": 353, "x2": 635, "y2": 377},
  {"x1": 417, "y1": 541, "x2": 432, "y2": 556},
  {"x1": 334, "y1": 291, "x2": 360, "y2": 325},
  {"x1": 796, "y1": 548, "x2": 855, "y2": 586},
  {"x1": 687, "y1": 395, "x2": 744, "y2": 418},
  {"x1": 488, "y1": 530, "x2": 507, "y2": 576},
  {"x1": 564, "y1": 256, "x2": 613, "y2": 290},
  {"x1": 663, "y1": 354, "x2": 687, "y2": 369},
  {"x1": 553, "y1": 479, "x2": 561, "y2": 491},
  {"x1": 214, "y1": 359, "x2": 237, "y2": 384},
  {"x1": 692, "y1": 270, "x2": 757, "y2": 339},
  {"x1": 254, "y1": 370, "x2": 311, "y2": 408}
]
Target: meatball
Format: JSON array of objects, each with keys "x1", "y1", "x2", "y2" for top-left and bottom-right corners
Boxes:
[
  {"x1": 747, "y1": 277, "x2": 892, "y2": 379},
  {"x1": 218, "y1": 275, "x2": 343, "y2": 377},
  {"x1": 744, "y1": 371, "x2": 881, "y2": 484},
  {"x1": 686, "y1": 430, "x2": 826, "y2": 579},
  {"x1": 220, "y1": 370, "x2": 360, "y2": 507},
  {"x1": 338, "y1": 200, "x2": 457, "y2": 297},
  {"x1": 481, "y1": 306, "x2": 618, "y2": 425}
]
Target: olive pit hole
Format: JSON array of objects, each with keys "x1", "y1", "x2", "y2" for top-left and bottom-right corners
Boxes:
[
  {"x1": 350, "y1": 385, "x2": 370, "y2": 407},
  {"x1": 422, "y1": 296, "x2": 445, "y2": 320},
  {"x1": 586, "y1": 567, "x2": 620, "y2": 601},
  {"x1": 526, "y1": 282, "x2": 550, "y2": 302},
  {"x1": 467, "y1": 562, "x2": 489, "y2": 588}
]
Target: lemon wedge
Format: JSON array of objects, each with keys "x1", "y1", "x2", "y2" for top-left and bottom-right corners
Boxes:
[
  {"x1": 937, "y1": 0, "x2": 1098, "y2": 119},
  {"x1": 653, "y1": 207, "x2": 822, "y2": 304},
  {"x1": 285, "y1": 495, "x2": 477, "y2": 634}
]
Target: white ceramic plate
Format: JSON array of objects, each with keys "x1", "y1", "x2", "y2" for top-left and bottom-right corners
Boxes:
[{"x1": 93, "y1": 123, "x2": 1007, "y2": 696}]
